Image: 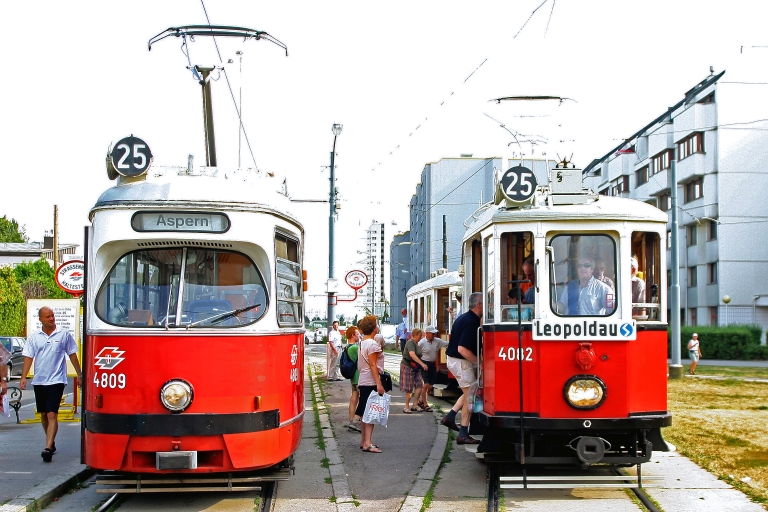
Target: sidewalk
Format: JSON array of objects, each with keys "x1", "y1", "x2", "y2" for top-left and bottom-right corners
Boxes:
[{"x1": 0, "y1": 386, "x2": 90, "y2": 512}]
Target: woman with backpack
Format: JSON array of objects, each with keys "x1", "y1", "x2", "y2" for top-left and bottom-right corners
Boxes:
[{"x1": 343, "y1": 326, "x2": 362, "y2": 432}]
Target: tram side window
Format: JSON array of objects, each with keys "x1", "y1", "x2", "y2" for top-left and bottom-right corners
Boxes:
[
  {"x1": 95, "y1": 248, "x2": 267, "y2": 328},
  {"x1": 275, "y1": 233, "x2": 303, "y2": 326},
  {"x1": 550, "y1": 234, "x2": 617, "y2": 317},
  {"x1": 499, "y1": 231, "x2": 535, "y2": 323},
  {"x1": 631, "y1": 231, "x2": 662, "y2": 321}
]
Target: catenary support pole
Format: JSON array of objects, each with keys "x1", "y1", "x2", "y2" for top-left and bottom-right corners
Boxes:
[{"x1": 669, "y1": 159, "x2": 683, "y2": 378}]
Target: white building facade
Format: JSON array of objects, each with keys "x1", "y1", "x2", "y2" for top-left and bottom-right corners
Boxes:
[{"x1": 584, "y1": 71, "x2": 768, "y2": 338}]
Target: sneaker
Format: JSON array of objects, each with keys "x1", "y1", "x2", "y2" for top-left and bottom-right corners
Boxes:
[
  {"x1": 41, "y1": 448, "x2": 53, "y2": 462},
  {"x1": 456, "y1": 436, "x2": 480, "y2": 445},
  {"x1": 347, "y1": 421, "x2": 361, "y2": 432},
  {"x1": 440, "y1": 416, "x2": 460, "y2": 432}
]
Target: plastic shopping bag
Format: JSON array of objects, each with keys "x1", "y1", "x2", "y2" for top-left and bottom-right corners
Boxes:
[
  {"x1": 1, "y1": 394, "x2": 10, "y2": 418},
  {"x1": 362, "y1": 392, "x2": 391, "y2": 427},
  {"x1": 468, "y1": 380, "x2": 483, "y2": 413}
]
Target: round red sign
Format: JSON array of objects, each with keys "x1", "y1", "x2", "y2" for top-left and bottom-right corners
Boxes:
[
  {"x1": 345, "y1": 270, "x2": 368, "y2": 290},
  {"x1": 55, "y1": 260, "x2": 85, "y2": 296}
]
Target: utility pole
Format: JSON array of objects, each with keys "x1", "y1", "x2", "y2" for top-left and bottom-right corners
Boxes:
[
  {"x1": 442, "y1": 215, "x2": 447, "y2": 268},
  {"x1": 327, "y1": 124, "x2": 343, "y2": 328},
  {"x1": 53, "y1": 205, "x2": 59, "y2": 270},
  {"x1": 669, "y1": 159, "x2": 683, "y2": 378}
]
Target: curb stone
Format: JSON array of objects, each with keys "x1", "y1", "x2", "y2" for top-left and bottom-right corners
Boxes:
[{"x1": 0, "y1": 460, "x2": 93, "y2": 512}]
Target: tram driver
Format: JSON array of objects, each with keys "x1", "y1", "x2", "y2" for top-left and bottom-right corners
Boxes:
[{"x1": 556, "y1": 256, "x2": 614, "y2": 316}]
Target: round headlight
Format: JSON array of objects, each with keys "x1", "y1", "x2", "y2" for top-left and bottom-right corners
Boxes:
[
  {"x1": 563, "y1": 375, "x2": 607, "y2": 410},
  {"x1": 160, "y1": 379, "x2": 194, "y2": 413}
]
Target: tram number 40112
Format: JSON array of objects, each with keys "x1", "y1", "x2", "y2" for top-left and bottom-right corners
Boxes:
[
  {"x1": 498, "y1": 347, "x2": 534, "y2": 362},
  {"x1": 93, "y1": 372, "x2": 127, "y2": 389}
]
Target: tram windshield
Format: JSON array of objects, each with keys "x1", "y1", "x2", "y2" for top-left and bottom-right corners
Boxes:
[
  {"x1": 550, "y1": 234, "x2": 617, "y2": 317},
  {"x1": 95, "y1": 248, "x2": 267, "y2": 328}
]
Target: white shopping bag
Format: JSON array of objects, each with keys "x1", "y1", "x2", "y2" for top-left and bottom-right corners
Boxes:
[
  {"x1": 362, "y1": 392, "x2": 391, "y2": 427},
  {"x1": 1, "y1": 394, "x2": 10, "y2": 418}
]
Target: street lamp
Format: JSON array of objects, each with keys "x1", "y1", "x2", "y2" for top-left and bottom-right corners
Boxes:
[
  {"x1": 327, "y1": 123, "x2": 343, "y2": 329},
  {"x1": 722, "y1": 295, "x2": 731, "y2": 326}
]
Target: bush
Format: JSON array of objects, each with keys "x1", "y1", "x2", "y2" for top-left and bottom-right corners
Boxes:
[
  {"x1": 669, "y1": 325, "x2": 766, "y2": 360},
  {"x1": 0, "y1": 267, "x2": 25, "y2": 336}
]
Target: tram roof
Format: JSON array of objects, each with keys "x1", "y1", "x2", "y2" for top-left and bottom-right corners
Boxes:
[
  {"x1": 465, "y1": 195, "x2": 668, "y2": 239},
  {"x1": 406, "y1": 270, "x2": 462, "y2": 297},
  {"x1": 90, "y1": 170, "x2": 303, "y2": 231}
]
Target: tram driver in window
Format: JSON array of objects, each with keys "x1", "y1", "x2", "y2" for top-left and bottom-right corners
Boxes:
[{"x1": 556, "y1": 256, "x2": 614, "y2": 316}]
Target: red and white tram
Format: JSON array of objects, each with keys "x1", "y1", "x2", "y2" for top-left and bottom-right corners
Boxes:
[
  {"x1": 82, "y1": 167, "x2": 305, "y2": 475},
  {"x1": 466, "y1": 163, "x2": 670, "y2": 466}
]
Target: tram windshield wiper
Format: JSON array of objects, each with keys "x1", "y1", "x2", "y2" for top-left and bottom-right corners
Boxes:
[{"x1": 186, "y1": 303, "x2": 261, "y2": 329}]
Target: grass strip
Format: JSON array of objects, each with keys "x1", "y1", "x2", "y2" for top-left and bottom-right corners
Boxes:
[
  {"x1": 420, "y1": 429, "x2": 457, "y2": 512},
  {"x1": 665, "y1": 376, "x2": 768, "y2": 507}
]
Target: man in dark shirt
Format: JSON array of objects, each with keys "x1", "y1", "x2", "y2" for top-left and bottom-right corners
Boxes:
[{"x1": 441, "y1": 292, "x2": 483, "y2": 444}]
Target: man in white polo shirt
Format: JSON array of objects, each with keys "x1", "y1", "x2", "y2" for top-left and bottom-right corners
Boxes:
[{"x1": 20, "y1": 306, "x2": 82, "y2": 463}]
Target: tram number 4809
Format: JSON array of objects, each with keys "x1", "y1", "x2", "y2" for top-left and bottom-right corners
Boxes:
[
  {"x1": 93, "y1": 372, "x2": 127, "y2": 389},
  {"x1": 498, "y1": 347, "x2": 534, "y2": 362}
]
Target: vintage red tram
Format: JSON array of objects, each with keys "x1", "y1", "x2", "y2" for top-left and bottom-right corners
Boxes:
[
  {"x1": 466, "y1": 163, "x2": 670, "y2": 466},
  {"x1": 82, "y1": 169, "x2": 305, "y2": 475}
]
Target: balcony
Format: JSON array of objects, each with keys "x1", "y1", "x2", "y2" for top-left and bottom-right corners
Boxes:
[{"x1": 674, "y1": 103, "x2": 716, "y2": 143}]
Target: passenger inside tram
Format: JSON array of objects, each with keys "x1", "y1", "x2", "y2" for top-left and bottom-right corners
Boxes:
[{"x1": 555, "y1": 256, "x2": 615, "y2": 316}]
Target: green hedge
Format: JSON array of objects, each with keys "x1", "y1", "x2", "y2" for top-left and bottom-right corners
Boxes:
[{"x1": 669, "y1": 325, "x2": 767, "y2": 360}]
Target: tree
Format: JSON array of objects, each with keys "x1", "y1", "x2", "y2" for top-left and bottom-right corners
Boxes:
[
  {"x1": 0, "y1": 215, "x2": 28, "y2": 243},
  {"x1": 0, "y1": 267, "x2": 25, "y2": 336},
  {"x1": 13, "y1": 258, "x2": 69, "y2": 300}
]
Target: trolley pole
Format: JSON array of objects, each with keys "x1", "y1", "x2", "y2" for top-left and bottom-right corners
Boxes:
[
  {"x1": 669, "y1": 159, "x2": 683, "y2": 378},
  {"x1": 327, "y1": 124, "x2": 343, "y2": 328}
]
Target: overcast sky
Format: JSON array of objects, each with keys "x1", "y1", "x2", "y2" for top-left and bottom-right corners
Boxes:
[{"x1": 2, "y1": 1, "x2": 766, "y2": 318}]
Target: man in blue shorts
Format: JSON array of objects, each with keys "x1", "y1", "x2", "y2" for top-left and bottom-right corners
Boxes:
[{"x1": 20, "y1": 307, "x2": 82, "y2": 463}]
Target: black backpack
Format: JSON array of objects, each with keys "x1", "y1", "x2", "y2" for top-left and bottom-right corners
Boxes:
[{"x1": 339, "y1": 345, "x2": 357, "y2": 379}]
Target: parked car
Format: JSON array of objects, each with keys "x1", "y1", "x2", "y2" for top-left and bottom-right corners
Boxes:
[
  {"x1": 314, "y1": 328, "x2": 325, "y2": 344},
  {"x1": 304, "y1": 330, "x2": 312, "y2": 345},
  {"x1": 0, "y1": 336, "x2": 26, "y2": 378}
]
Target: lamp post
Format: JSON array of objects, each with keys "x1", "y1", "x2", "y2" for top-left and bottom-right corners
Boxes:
[
  {"x1": 327, "y1": 123, "x2": 343, "y2": 330},
  {"x1": 722, "y1": 295, "x2": 731, "y2": 326}
]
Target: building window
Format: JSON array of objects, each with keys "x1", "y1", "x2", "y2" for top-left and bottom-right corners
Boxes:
[
  {"x1": 708, "y1": 262, "x2": 717, "y2": 283},
  {"x1": 667, "y1": 231, "x2": 672, "y2": 250},
  {"x1": 687, "y1": 225, "x2": 698, "y2": 246},
  {"x1": 651, "y1": 150, "x2": 673, "y2": 174},
  {"x1": 689, "y1": 307, "x2": 698, "y2": 325},
  {"x1": 709, "y1": 220, "x2": 718, "y2": 240},
  {"x1": 709, "y1": 306, "x2": 718, "y2": 325},
  {"x1": 636, "y1": 165, "x2": 649, "y2": 186},
  {"x1": 667, "y1": 270, "x2": 671, "y2": 285},
  {"x1": 659, "y1": 193, "x2": 671, "y2": 212},
  {"x1": 678, "y1": 132, "x2": 704, "y2": 160},
  {"x1": 611, "y1": 175, "x2": 630, "y2": 196},
  {"x1": 688, "y1": 266, "x2": 697, "y2": 287},
  {"x1": 684, "y1": 178, "x2": 703, "y2": 203}
]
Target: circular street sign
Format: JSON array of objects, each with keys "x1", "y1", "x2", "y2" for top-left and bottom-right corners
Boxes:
[
  {"x1": 55, "y1": 260, "x2": 85, "y2": 296},
  {"x1": 345, "y1": 270, "x2": 368, "y2": 290},
  {"x1": 499, "y1": 165, "x2": 538, "y2": 203},
  {"x1": 110, "y1": 135, "x2": 153, "y2": 177}
]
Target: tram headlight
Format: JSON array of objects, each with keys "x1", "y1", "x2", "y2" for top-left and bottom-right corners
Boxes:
[
  {"x1": 563, "y1": 375, "x2": 607, "y2": 410},
  {"x1": 160, "y1": 379, "x2": 194, "y2": 413}
]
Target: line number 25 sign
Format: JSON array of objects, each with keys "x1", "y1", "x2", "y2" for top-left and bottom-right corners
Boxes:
[
  {"x1": 500, "y1": 165, "x2": 538, "y2": 202},
  {"x1": 110, "y1": 135, "x2": 153, "y2": 177}
]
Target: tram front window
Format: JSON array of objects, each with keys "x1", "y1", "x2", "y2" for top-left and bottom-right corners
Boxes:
[
  {"x1": 550, "y1": 234, "x2": 617, "y2": 317},
  {"x1": 96, "y1": 248, "x2": 267, "y2": 328}
]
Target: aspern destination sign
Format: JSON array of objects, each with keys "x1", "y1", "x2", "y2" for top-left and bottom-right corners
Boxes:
[{"x1": 131, "y1": 211, "x2": 230, "y2": 233}]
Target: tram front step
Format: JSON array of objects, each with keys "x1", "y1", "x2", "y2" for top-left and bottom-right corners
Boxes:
[
  {"x1": 95, "y1": 468, "x2": 291, "y2": 493},
  {"x1": 499, "y1": 474, "x2": 662, "y2": 489}
]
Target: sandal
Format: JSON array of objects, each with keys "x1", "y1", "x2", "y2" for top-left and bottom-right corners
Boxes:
[
  {"x1": 411, "y1": 405, "x2": 425, "y2": 412},
  {"x1": 362, "y1": 444, "x2": 382, "y2": 453},
  {"x1": 360, "y1": 444, "x2": 378, "y2": 450},
  {"x1": 403, "y1": 407, "x2": 412, "y2": 414},
  {"x1": 421, "y1": 405, "x2": 433, "y2": 412}
]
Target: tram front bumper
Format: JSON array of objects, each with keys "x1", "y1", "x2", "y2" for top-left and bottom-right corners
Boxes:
[{"x1": 479, "y1": 411, "x2": 672, "y2": 430}]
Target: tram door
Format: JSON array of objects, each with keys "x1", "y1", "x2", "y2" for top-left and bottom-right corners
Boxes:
[{"x1": 437, "y1": 288, "x2": 449, "y2": 338}]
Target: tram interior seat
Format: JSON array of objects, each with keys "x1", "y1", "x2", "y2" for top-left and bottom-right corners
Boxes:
[{"x1": 187, "y1": 299, "x2": 234, "y2": 326}]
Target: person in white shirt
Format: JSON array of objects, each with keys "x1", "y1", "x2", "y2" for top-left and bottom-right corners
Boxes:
[
  {"x1": 688, "y1": 333, "x2": 702, "y2": 375},
  {"x1": 326, "y1": 321, "x2": 343, "y2": 381},
  {"x1": 20, "y1": 307, "x2": 83, "y2": 463},
  {"x1": 417, "y1": 325, "x2": 449, "y2": 410},
  {"x1": 557, "y1": 257, "x2": 614, "y2": 316}
]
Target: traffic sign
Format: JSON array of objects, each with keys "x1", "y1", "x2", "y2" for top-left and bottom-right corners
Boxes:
[
  {"x1": 55, "y1": 260, "x2": 85, "y2": 296},
  {"x1": 345, "y1": 270, "x2": 368, "y2": 290},
  {"x1": 499, "y1": 165, "x2": 538, "y2": 203},
  {"x1": 110, "y1": 135, "x2": 153, "y2": 178}
]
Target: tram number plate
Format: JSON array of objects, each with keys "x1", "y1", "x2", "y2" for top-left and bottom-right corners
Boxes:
[
  {"x1": 497, "y1": 347, "x2": 534, "y2": 362},
  {"x1": 289, "y1": 368, "x2": 299, "y2": 382},
  {"x1": 93, "y1": 372, "x2": 126, "y2": 389}
]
